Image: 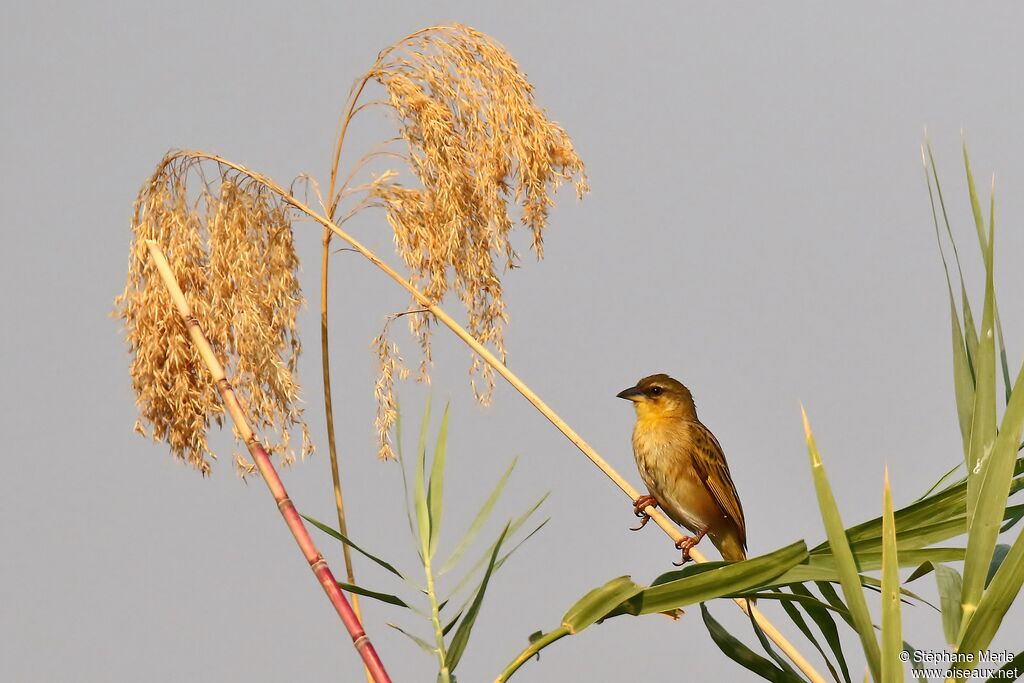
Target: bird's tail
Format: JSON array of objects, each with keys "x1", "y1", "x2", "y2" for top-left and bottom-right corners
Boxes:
[{"x1": 718, "y1": 536, "x2": 747, "y2": 562}]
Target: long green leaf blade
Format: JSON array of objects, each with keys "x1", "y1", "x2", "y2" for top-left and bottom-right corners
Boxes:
[
  {"x1": 427, "y1": 404, "x2": 450, "y2": 559},
  {"x1": 700, "y1": 603, "x2": 804, "y2": 683},
  {"x1": 961, "y1": 174, "x2": 998, "y2": 624},
  {"x1": 414, "y1": 397, "x2": 432, "y2": 559},
  {"x1": 446, "y1": 525, "x2": 508, "y2": 672},
  {"x1": 962, "y1": 359, "x2": 1024, "y2": 640},
  {"x1": 439, "y1": 457, "x2": 517, "y2": 575},
  {"x1": 802, "y1": 407, "x2": 881, "y2": 681},
  {"x1": 778, "y1": 598, "x2": 844, "y2": 683},
  {"x1": 986, "y1": 651, "x2": 1024, "y2": 682},
  {"x1": 881, "y1": 469, "x2": 904, "y2": 683},
  {"x1": 561, "y1": 576, "x2": 645, "y2": 633},
  {"x1": 957, "y1": 504, "x2": 1024, "y2": 666},
  {"x1": 302, "y1": 514, "x2": 411, "y2": 582},
  {"x1": 934, "y1": 564, "x2": 964, "y2": 646},
  {"x1": 336, "y1": 581, "x2": 410, "y2": 608},
  {"x1": 790, "y1": 583, "x2": 852, "y2": 683},
  {"x1": 445, "y1": 493, "x2": 548, "y2": 602},
  {"x1": 925, "y1": 146, "x2": 976, "y2": 455},
  {"x1": 387, "y1": 622, "x2": 437, "y2": 655},
  {"x1": 615, "y1": 540, "x2": 808, "y2": 616}
]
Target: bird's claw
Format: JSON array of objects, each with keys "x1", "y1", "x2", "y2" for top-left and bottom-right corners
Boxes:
[
  {"x1": 630, "y1": 495, "x2": 658, "y2": 531},
  {"x1": 672, "y1": 528, "x2": 708, "y2": 566}
]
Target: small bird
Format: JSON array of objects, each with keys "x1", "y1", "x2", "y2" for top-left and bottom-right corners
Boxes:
[{"x1": 617, "y1": 373, "x2": 747, "y2": 564}]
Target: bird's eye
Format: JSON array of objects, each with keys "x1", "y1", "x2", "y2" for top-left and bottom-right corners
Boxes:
[{"x1": 649, "y1": 386, "x2": 663, "y2": 396}]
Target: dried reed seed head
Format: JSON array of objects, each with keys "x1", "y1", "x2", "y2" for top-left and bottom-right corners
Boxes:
[
  {"x1": 363, "y1": 25, "x2": 587, "y2": 457},
  {"x1": 115, "y1": 157, "x2": 312, "y2": 475}
]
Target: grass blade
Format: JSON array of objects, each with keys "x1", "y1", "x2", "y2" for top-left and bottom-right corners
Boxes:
[
  {"x1": 986, "y1": 651, "x2": 1024, "y2": 682},
  {"x1": 614, "y1": 540, "x2": 808, "y2": 616},
  {"x1": 439, "y1": 457, "x2": 517, "y2": 575},
  {"x1": 302, "y1": 513, "x2": 412, "y2": 583},
  {"x1": 414, "y1": 397, "x2": 433, "y2": 560},
  {"x1": 561, "y1": 576, "x2": 645, "y2": 633},
  {"x1": 701, "y1": 603, "x2": 804, "y2": 683},
  {"x1": 962, "y1": 358, "x2": 1024, "y2": 640},
  {"x1": 790, "y1": 583, "x2": 852, "y2": 683},
  {"x1": 393, "y1": 405, "x2": 419, "y2": 544},
  {"x1": 747, "y1": 603, "x2": 805, "y2": 680},
  {"x1": 446, "y1": 524, "x2": 508, "y2": 672},
  {"x1": 445, "y1": 493, "x2": 548, "y2": 602},
  {"x1": 925, "y1": 147, "x2": 976, "y2": 455},
  {"x1": 336, "y1": 581, "x2": 410, "y2": 609},
  {"x1": 881, "y1": 469, "x2": 904, "y2": 683},
  {"x1": 961, "y1": 164, "x2": 998, "y2": 624},
  {"x1": 802, "y1": 406, "x2": 881, "y2": 681},
  {"x1": 387, "y1": 622, "x2": 436, "y2": 655},
  {"x1": 427, "y1": 404, "x2": 450, "y2": 559},
  {"x1": 957, "y1": 520, "x2": 1024, "y2": 666},
  {"x1": 778, "y1": 598, "x2": 844, "y2": 683},
  {"x1": 934, "y1": 564, "x2": 964, "y2": 646},
  {"x1": 914, "y1": 460, "x2": 964, "y2": 504}
]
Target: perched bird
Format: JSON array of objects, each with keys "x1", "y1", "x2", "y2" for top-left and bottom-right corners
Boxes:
[{"x1": 617, "y1": 373, "x2": 747, "y2": 564}]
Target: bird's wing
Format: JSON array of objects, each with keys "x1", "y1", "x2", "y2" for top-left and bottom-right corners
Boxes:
[{"x1": 688, "y1": 422, "x2": 747, "y2": 548}]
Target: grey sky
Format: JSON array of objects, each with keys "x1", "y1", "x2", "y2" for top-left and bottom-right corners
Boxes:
[{"x1": 3, "y1": 2, "x2": 1024, "y2": 681}]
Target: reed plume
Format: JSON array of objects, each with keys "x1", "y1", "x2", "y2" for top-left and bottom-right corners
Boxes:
[
  {"x1": 115, "y1": 158, "x2": 312, "y2": 474},
  {"x1": 339, "y1": 25, "x2": 588, "y2": 458}
]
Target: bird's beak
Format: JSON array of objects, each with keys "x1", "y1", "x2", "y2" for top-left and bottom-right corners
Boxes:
[{"x1": 616, "y1": 385, "x2": 643, "y2": 401}]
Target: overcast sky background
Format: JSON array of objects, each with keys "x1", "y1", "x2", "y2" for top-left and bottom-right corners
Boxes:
[{"x1": 4, "y1": 3, "x2": 1024, "y2": 682}]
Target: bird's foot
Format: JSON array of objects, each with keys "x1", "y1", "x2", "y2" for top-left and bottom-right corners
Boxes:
[
  {"x1": 630, "y1": 495, "x2": 659, "y2": 531},
  {"x1": 672, "y1": 528, "x2": 708, "y2": 566}
]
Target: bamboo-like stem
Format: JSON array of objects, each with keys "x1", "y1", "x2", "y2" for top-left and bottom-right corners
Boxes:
[
  {"x1": 165, "y1": 151, "x2": 825, "y2": 683},
  {"x1": 424, "y1": 551, "x2": 451, "y2": 682},
  {"x1": 145, "y1": 239, "x2": 391, "y2": 683}
]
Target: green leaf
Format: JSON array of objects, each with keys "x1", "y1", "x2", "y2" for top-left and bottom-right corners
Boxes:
[
  {"x1": 986, "y1": 544, "x2": 1010, "y2": 588},
  {"x1": 1000, "y1": 504, "x2": 1024, "y2": 534},
  {"x1": 386, "y1": 621, "x2": 436, "y2": 655},
  {"x1": 962, "y1": 357, "x2": 1024, "y2": 640},
  {"x1": 393, "y1": 404, "x2": 419, "y2": 544},
  {"x1": 986, "y1": 651, "x2": 1024, "y2": 682},
  {"x1": 700, "y1": 603, "x2": 804, "y2": 683},
  {"x1": 880, "y1": 470, "x2": 904, "y2": 683},
  {"x1": 335, "y1": 581, "x2": 410, "y2": 609},
  {"x1": 427, "y1": 404, "x2": 450, "y2": 559},
  {"x1": 914, "y1": 460, "x2": 965, "y2": 504},
  {"x1": 961, "y1": 174, "x2": 998, "y2": 623},
  {"x1": 439, "y1": 457, "x2": 518, "y2": 575},
  {"x1": 957, "y1": 521, "x2": 1024, "y2": 665},
  {"x1": 561, "y1": 576, "x2": 645, "y2": 633},
  {"x1": 446, "y1": 524, "x2": 508, "y2": 673},
  {"x1": 925, "y1": 149, "x2": 976, "y2": 456},
  {"x1": 811, "y1": 547, "x2": 966, "y2": 575},
  {"x1": 778, "y1": 597, "x2": 845, "y2": 683},
  {"x1": 301, "y1": 514, "x2": 412, "y2": 583},
  {"x1": 902, "y1": 642, "x2": 927, "y2": 683},
  {"x1": 746, "y1": 603, "x2": 805, "y2": 681},
  {"x1": 414, "y1": 397, "x2": 433, "y2": 560},
  {"x1": 802, "y1": 407, "x2": 881, "y2": 682},
  {"x1": 934, "y1": 564, "x2": 964, "y2": 646},
  {"x1": 445, "y1": 493, "x2": 548, "y2": 602},
  {"x1": 613, "y1": 540, "x2": 808, "y2": 617},
  {"x1": 789, "y1": 583, "x2": 852, "y2": 683}
]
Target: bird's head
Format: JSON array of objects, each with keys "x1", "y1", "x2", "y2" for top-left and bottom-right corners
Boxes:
[{"x1": 616, "y1": 373, "x2": 697, "y2": 420}]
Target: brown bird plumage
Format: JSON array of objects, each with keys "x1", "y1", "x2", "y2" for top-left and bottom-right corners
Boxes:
[{"x1": 617, "y1": 373, "x2": 747, "y2": 563}]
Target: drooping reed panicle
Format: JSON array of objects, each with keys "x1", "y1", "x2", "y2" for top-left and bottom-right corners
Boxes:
[{"x1": 115, "y1": 157, "x2": 312, "y2": 474}]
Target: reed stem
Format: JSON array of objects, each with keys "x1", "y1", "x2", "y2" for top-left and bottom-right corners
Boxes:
[
  {"x1": 163, "y1": 151, "x2": 825, "y2": 683},
  {"x1": 145, "y1": 239, "x2": 391, "y2": 683}
]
